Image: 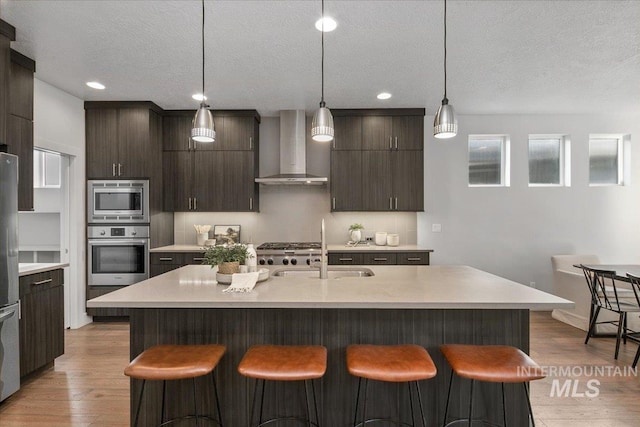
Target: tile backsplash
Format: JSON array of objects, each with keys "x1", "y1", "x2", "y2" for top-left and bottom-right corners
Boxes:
[{"x1": 174, "y1": 186, "x2": 417, "y2": 246}]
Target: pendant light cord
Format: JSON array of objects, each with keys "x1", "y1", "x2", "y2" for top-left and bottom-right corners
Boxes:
[
  {"x1": 443, "y1": 0, "x2": 448, "y2": 101},
  {"x1": 201, "y1": 0, "x2": 206, "y2": 103},
  {"x1": 320, "y1": 0, "x2": 325, "y2": 106}
]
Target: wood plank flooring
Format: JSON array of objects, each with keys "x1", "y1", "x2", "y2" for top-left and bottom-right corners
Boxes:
[{"x1": 0, "y1": 312, "x2": 639, "y2": 426}]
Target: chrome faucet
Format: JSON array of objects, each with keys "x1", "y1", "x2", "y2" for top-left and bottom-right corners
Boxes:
[{"x1": 320, "y1": 218, "x2": 328, "y2": 279}]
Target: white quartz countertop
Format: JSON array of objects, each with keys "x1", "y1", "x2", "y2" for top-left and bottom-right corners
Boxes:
[
  {"x1": 87, "y1": 265, "x2": 573, "y2": 310},
  {"x1": 151, "y1": 244, "x2": 433, "y2": 253},
  {"x1": 19, "y1": 262, "x2": 69, "y2": 276}
]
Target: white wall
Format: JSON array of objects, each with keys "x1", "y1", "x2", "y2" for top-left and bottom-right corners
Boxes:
[
  {"x1": 33, "y1": 78, "x2": 90, "y2": 328},
  {"x1": 419, "y1": 113, "x2": 640, "y2": 293}
]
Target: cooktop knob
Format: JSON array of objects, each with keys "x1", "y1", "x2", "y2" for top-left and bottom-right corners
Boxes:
[
  {"x1": 259, "y1": 259, "x2": 266, "y2": 265},
  {"x1": 290, "y1": 258, "x2": 298, "y2": 265},
  {"x1": 100, "y1": 230, "x2": 106, "y2": 236},
  {"x1": 267, "y1": 259, "x2": 274, "y2": 265},
  {"x1": 282, "y1": 259, "x2": 289, "y2": 265},
  {"x1": 306, "y1": 259, "x2": 311, "y2": 266},
  {"x1": 131, "y1": 230, "x2": 137, "y2": 236}
]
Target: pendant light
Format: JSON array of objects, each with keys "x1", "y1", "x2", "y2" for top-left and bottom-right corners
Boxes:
[
  {"x1": 191, "y1": 0, "x2": 215, "y2": 143},
  {"x1": 433, "y1": 0, "x2": 457, "y2": 139},
  {"x1": 311, "y1": 0, "x2": 334, "y2": 142}
]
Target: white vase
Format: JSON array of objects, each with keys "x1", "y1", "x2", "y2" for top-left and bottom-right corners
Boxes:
[{"x1": 349, "y1": 229, "x2": 362, "y2": 243}]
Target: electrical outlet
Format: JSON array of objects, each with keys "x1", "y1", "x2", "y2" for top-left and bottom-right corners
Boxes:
[
  {"x1": 529, "y1": 281, "x2": 536, "y2": 288},
  {"x1": 365, "y1": 237, "x2": 373, "y2": 241},
  {"x1": 432, "y1": 224, "x2": 442, "y2": 233}
]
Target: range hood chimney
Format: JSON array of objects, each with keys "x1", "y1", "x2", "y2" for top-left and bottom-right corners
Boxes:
[{"x1": 255, "y1": 110, "x2": 328, "y2": 185}]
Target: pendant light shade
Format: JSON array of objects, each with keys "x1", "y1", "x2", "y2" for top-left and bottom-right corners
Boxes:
[
  {"x1": 311, "y1": 0, "x2": 334, "y2": 142},
  {"x1": 433, "y1": 0, "x2": 457, "y2": 139},
  {"x1": 191, "y1": 0, "x2": 215, "y2": 143}
]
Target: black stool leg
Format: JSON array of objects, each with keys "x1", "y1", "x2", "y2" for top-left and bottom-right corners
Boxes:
[
  {"x1": 523, "y1": 382, "x2": 535, "y2": 427},
  {"x1": 501, "y1": 382, "x2": 507, "y2": 427},
  {"x1": 415, "y1": 381, "x2": 427, "y2": 427},
  {"x1": 193, "y1": 377, "x2": 200, "y2": 427},
  {"x1": 304, "y1": 380, "x2": 312, "y2": 426},
  {"x1": 361, "y1": 379, "x2": 369, "y2": 427},
  {"x1": 259, "y1": 379, "x2": 266, "y2": 425},
  {"x1": 311, "y1": 379, "x2": 320, "y2": 427},
  {"x1": 133, "y1": 379, "x2": 146, "y2": 427},
  {"x1": 249, "y1": 379, "x2": 259, "y2": 427},
  {"x1": 442, "y1": 371, "x2": 453, "y2": 427},
  {"x1": 353, "y1": 377, "x2": 362, "y2": 427},
  {"x1": 468, "y1": 379, "x2": 474, "y2": 427},
  {"x1": 212, "y1": 372, "x2": 223, "y2": 427},
  {"x1": 161, "y1": 380, "x2": 166, "y2": 424},
  {"x1": 408, "y1": 382, "x2": 416, "y2": 427}
]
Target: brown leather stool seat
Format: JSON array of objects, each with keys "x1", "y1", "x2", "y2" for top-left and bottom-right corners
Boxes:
[
  {"x1": 125, "y1": 344, "x2": 226, "y2": 427},
  {"x1": 346, "y1": 344, "x2": 437, "y2": 427},
  {"x1": 440, "y1": 344, "x2": 545, "y2": 427},
  {"x1": 238, "y1": 345, "x2": 327, "y2": 427}
]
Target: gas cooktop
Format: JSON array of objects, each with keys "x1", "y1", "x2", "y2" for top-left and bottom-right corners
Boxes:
[
  {"x1": 257, "y1": 242, "x2": 321, "y2": 251},
  {"x1": 256, "y1": 242, "x2": 322, "y2": 266}
]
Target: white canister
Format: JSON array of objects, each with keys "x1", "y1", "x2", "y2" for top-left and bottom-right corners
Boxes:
[
  {"x1": 375, "y1": 232, "x2": 387, "y2": 246},
  {"x1": 246, "y1": 243, "x2": 257, "y2": 272},
  {"x1": 197, "y1": 232, "x2": 208, "y2": 246},
  {"x1": 387, "y1": 234, "x2": 399, "y2": 246}
]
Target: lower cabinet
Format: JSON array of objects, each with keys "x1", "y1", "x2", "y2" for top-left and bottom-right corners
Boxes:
[
  {"x1": 86, "y1": 287, "x2": 130, "y2": 318},
  {"x1": 150, "y1": 251, "x2": 205, "y2": 277},
  {"x1": 19, "y1": 269, "x2": 64, "y2": 377},
  {"x1": 329, "y1": 251, "x2": 431, "y2": 266}
]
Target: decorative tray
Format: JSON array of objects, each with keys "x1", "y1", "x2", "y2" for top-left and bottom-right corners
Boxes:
[{"x1": 216, "y1": 268, "x2": 269, "y2": 285}]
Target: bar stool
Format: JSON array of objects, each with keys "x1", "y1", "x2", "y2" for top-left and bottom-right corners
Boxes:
[
  {"x1": 346, "y1": 344, "x2": 437, "y2": 427},
  {"x1": 124, "y1": 344, "x2": 226, "y2": 427},
  {"x1": 238, "y1": 344, "x2": 327, "y2": 427},
  {"x1": 440, "y1": 344, "x2": 545, "y2": 427}
]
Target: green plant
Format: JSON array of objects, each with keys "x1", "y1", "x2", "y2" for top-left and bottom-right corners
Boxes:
[
  {"x1": 202, "y1": 244, "x2": 251, "y2": 267},
  {"x1": 349, "y1": 223, "x2": 364, "y2": 231}
]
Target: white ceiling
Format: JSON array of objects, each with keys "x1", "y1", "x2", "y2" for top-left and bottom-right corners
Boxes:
[{"x1": 1, "y1": 0, "x2": 639, "y2": 117}]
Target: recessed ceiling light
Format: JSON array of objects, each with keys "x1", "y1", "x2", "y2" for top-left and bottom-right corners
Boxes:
[
  {"x1": 86, "y1": 81, "x2": 105, "y2": 90},
  {"x1": 315, "y1": 17, "x2": 337, "y2": 32},
  {"x1": 192, "y1": 94, "x2": 208, "y2": 101},
  {"x1": 377, "y1": 92, "x2": 392, "y2": 100}
]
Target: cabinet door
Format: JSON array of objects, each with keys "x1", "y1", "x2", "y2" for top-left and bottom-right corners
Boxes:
[
  {"x1": 163, "y1": 151, "x2": 193, "y2": 211},
  {"x1": 0, "y1": 35, "x2": 9, "y2": 145},
  {"x1": 192, "y1": 151, "x2": 225, "y2": 211},
  {"x1": 9, "y1": 59, "x2": 33, "y2": 120},
  {"x1": 392, "y1": 150, "x2": 424, "y2": 211},
  {"x1": 330, "y1": 151, "x2": 362, "y2": 211},
  {"x1": 362, "y1": 116, "x2": 392, "y2": 150},
  {"x1": 392, "y1": 116, "x2": 423, "y2": 150},
  {"x1": 223, "y1": 151, "x2": 255, "y2": 211},
  {"x1": 328, "y1": 253, "x2": 363, "y2": 265},
  {"x1": 362, "y1": 151, "x2": 392, "y2": 211},
  {"x1": 217, "y1": 116, "x2": 254, "y2": 150},
  {"x1": 397, "y1": 252, "x2": 430, "y2": 265},
  {"x1": 163, "y1": 114, "x2": 193, "y2": 151},
  {"x1": 7, "y1": 114, "x2": 33, "y2": 211},
  {"x1": 362, "y1": 253, "x2": 397, "y2": 265},
  {"x1": 86, "y1": 108, "x2": 119, "y2": 178},
  {"x1": 45, "y1": 285, "x2": 65, "y2": 363},
  {"x1": 332, "y1": 116, "x2": 362, "y2": 150},
  {"x1": 117, "y1": 108, "x2": 149, "y2": 178}
]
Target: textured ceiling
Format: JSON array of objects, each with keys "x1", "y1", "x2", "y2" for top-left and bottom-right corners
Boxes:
[{"x1": 1, "y1": 0, "x2": 639, "y2": 117}]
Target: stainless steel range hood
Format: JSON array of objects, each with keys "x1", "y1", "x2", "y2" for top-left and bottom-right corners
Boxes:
[{"x1": 255, "y1": 110, "x2": 328, "y2": 185}]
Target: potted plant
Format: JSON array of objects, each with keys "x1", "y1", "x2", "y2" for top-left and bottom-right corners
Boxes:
[
  {"x1": 203, "y1": 244, "x2": 251, "y2": 274},
  {"x1": 348, "y1": 223, "x2": 364, "y2": 244}
]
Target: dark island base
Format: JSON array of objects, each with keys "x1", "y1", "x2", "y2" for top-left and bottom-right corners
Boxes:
[{"x1": 129, "y1": 308, "x2": 530, "y2": 427}]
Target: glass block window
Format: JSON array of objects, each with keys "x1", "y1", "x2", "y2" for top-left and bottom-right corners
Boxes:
[
  {"x1": 528, "y1": 136, "x2": 568, "y2": 186},
  {"x1": 468, "y1": 136, "x2": 509, "y2": 186},
  {"x1": 589, "y1": 137, "x2": 622, "y2": 185}
]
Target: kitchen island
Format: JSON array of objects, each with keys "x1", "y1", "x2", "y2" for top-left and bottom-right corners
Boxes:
[{"x1": 88, "y1": 265, "x2": 572, "y2": 426}]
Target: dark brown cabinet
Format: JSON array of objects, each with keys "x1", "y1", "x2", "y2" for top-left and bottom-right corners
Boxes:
[
  {"x1": 331, "y1": 109, "x2": 424, "y2": 212},
  {"x1": 329, "y1": 250, "x2": 431, "y2": 266},
  {"x1": 19, "y1": 269, "x2": 65, "y2": 377},
  {"x1": 0, "y1": 20, "x2": 14, "y2": 148},
  {"x1": 163, "y1": 110, "x2": 260, "y2": 212},
  {"x1": 85, "y1": 102, "x2": 164, "y2": 179},
  {"x1": 150, "y1": 251, "x2": 205, "y2": 277}
]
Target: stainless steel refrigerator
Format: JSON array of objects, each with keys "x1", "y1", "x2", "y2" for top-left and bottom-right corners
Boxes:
[{"x1": 0, "y1": 152, "x2": 20, "y2": 402}]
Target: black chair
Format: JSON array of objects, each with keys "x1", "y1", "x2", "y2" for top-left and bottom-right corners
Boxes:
[
  {"x1": 625, "y1": 273, "x2": 640, "y2": 368},
  {"x1": 581, "y1": 265, "x2": 639, "y2": 359}
]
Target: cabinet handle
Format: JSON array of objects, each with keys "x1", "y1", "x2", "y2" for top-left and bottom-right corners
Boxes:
[
  {"x1": 395, "y1": 136, "x2": 398, "y2": 150},
  {"x1": 395, "y1": 197, "x2": 398, "y2": 210},
  {"x1": 249, "y1": 137, "x2": 253, "y2": 150},
  {"x1": 118, "y1": 163, "x2": 122, "y2": 176},
  {"x1": 112, "y1": 163, "x2": 116, "y2": 176},
  {"x1": 407, "y1": 257, "x2": 422, "y2": 261},
  {"x1": 188, "y1": 197, "x2": 192, "y2": 210},
  {"x1": 33, "y1": 278, "x2": 53, "y2": 286},
  {"x1": 158, "y1": 257, "x2": 173, "y2": 262},
  {"x1": 192, "y1": 257, "x2": 205, "y2": 262},
  {"x1": 188, "y1": 137, "x2": 191, "y2": 150},
  {"x1": 373, "y1": 257, "x2": 388, "y2": 262},
  {"x1": 389, "y1": 136, "x2": 393, "y2": 150},
  {"x1": 194, "y1": 197, "x2": 197, "y2": 210},
  {"x1": 339, "y1": 258, "x2": 353, "y2": 262},
  {"x1": 332, "y1": 197, "x2": 336, "y2": 210},
  {"x1": 249, "y1": 197, "x2": 253, "y2": 210},
  {"x1": 389, "y1": 197, "x2": 393, "y2": 210}
]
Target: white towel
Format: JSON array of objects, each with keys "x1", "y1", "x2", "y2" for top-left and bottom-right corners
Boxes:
[{"x1": 222, "y1": 272, "x2": 260, "y2": 293}]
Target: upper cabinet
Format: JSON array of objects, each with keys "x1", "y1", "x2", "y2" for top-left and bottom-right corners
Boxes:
[
  {"x1": 0, "y1": 20, "x2": 14, "y2": 147},
  {"x1": 330, "y1": 109, "x2": 425, "y2": 212},
  {"x1": 85, "y1": 102, "x2": 164, "y2": 179},
  {"x1": 162, "y1": 110, "x2": 260, "y2": 212}
]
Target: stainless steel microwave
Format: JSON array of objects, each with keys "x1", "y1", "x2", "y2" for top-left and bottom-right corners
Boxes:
[{"x1": 87, "y1": 180, "x2": 149, "y2": 224}]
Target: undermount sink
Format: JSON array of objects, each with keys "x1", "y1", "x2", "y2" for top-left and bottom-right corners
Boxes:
[{"x1": 272, "y1": 267, "x2": 375, "y2": 278}]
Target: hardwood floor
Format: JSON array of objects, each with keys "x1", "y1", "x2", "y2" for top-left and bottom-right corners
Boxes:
[{"x1": 0, "y1": 312, "x2": 638, "y2": 426}]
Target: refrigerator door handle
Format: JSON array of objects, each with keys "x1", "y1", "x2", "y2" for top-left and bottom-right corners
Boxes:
[{"x1": 0, "y1": 310, "x2": 15, "y2": 323}]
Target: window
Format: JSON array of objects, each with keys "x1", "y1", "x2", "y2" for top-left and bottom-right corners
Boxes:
[
  {"x1": 589, "y1": 135, "x2": 624, "y2": 185},
  {"x1": 468, "y1": 135, "x2": 510, "y2": 186},
  {"x1": 528, "y1": 135, "x2": 570, "y2": 186},
  {"x1": 33, "y1": 149, "x2": 61, "y2": 188}
]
